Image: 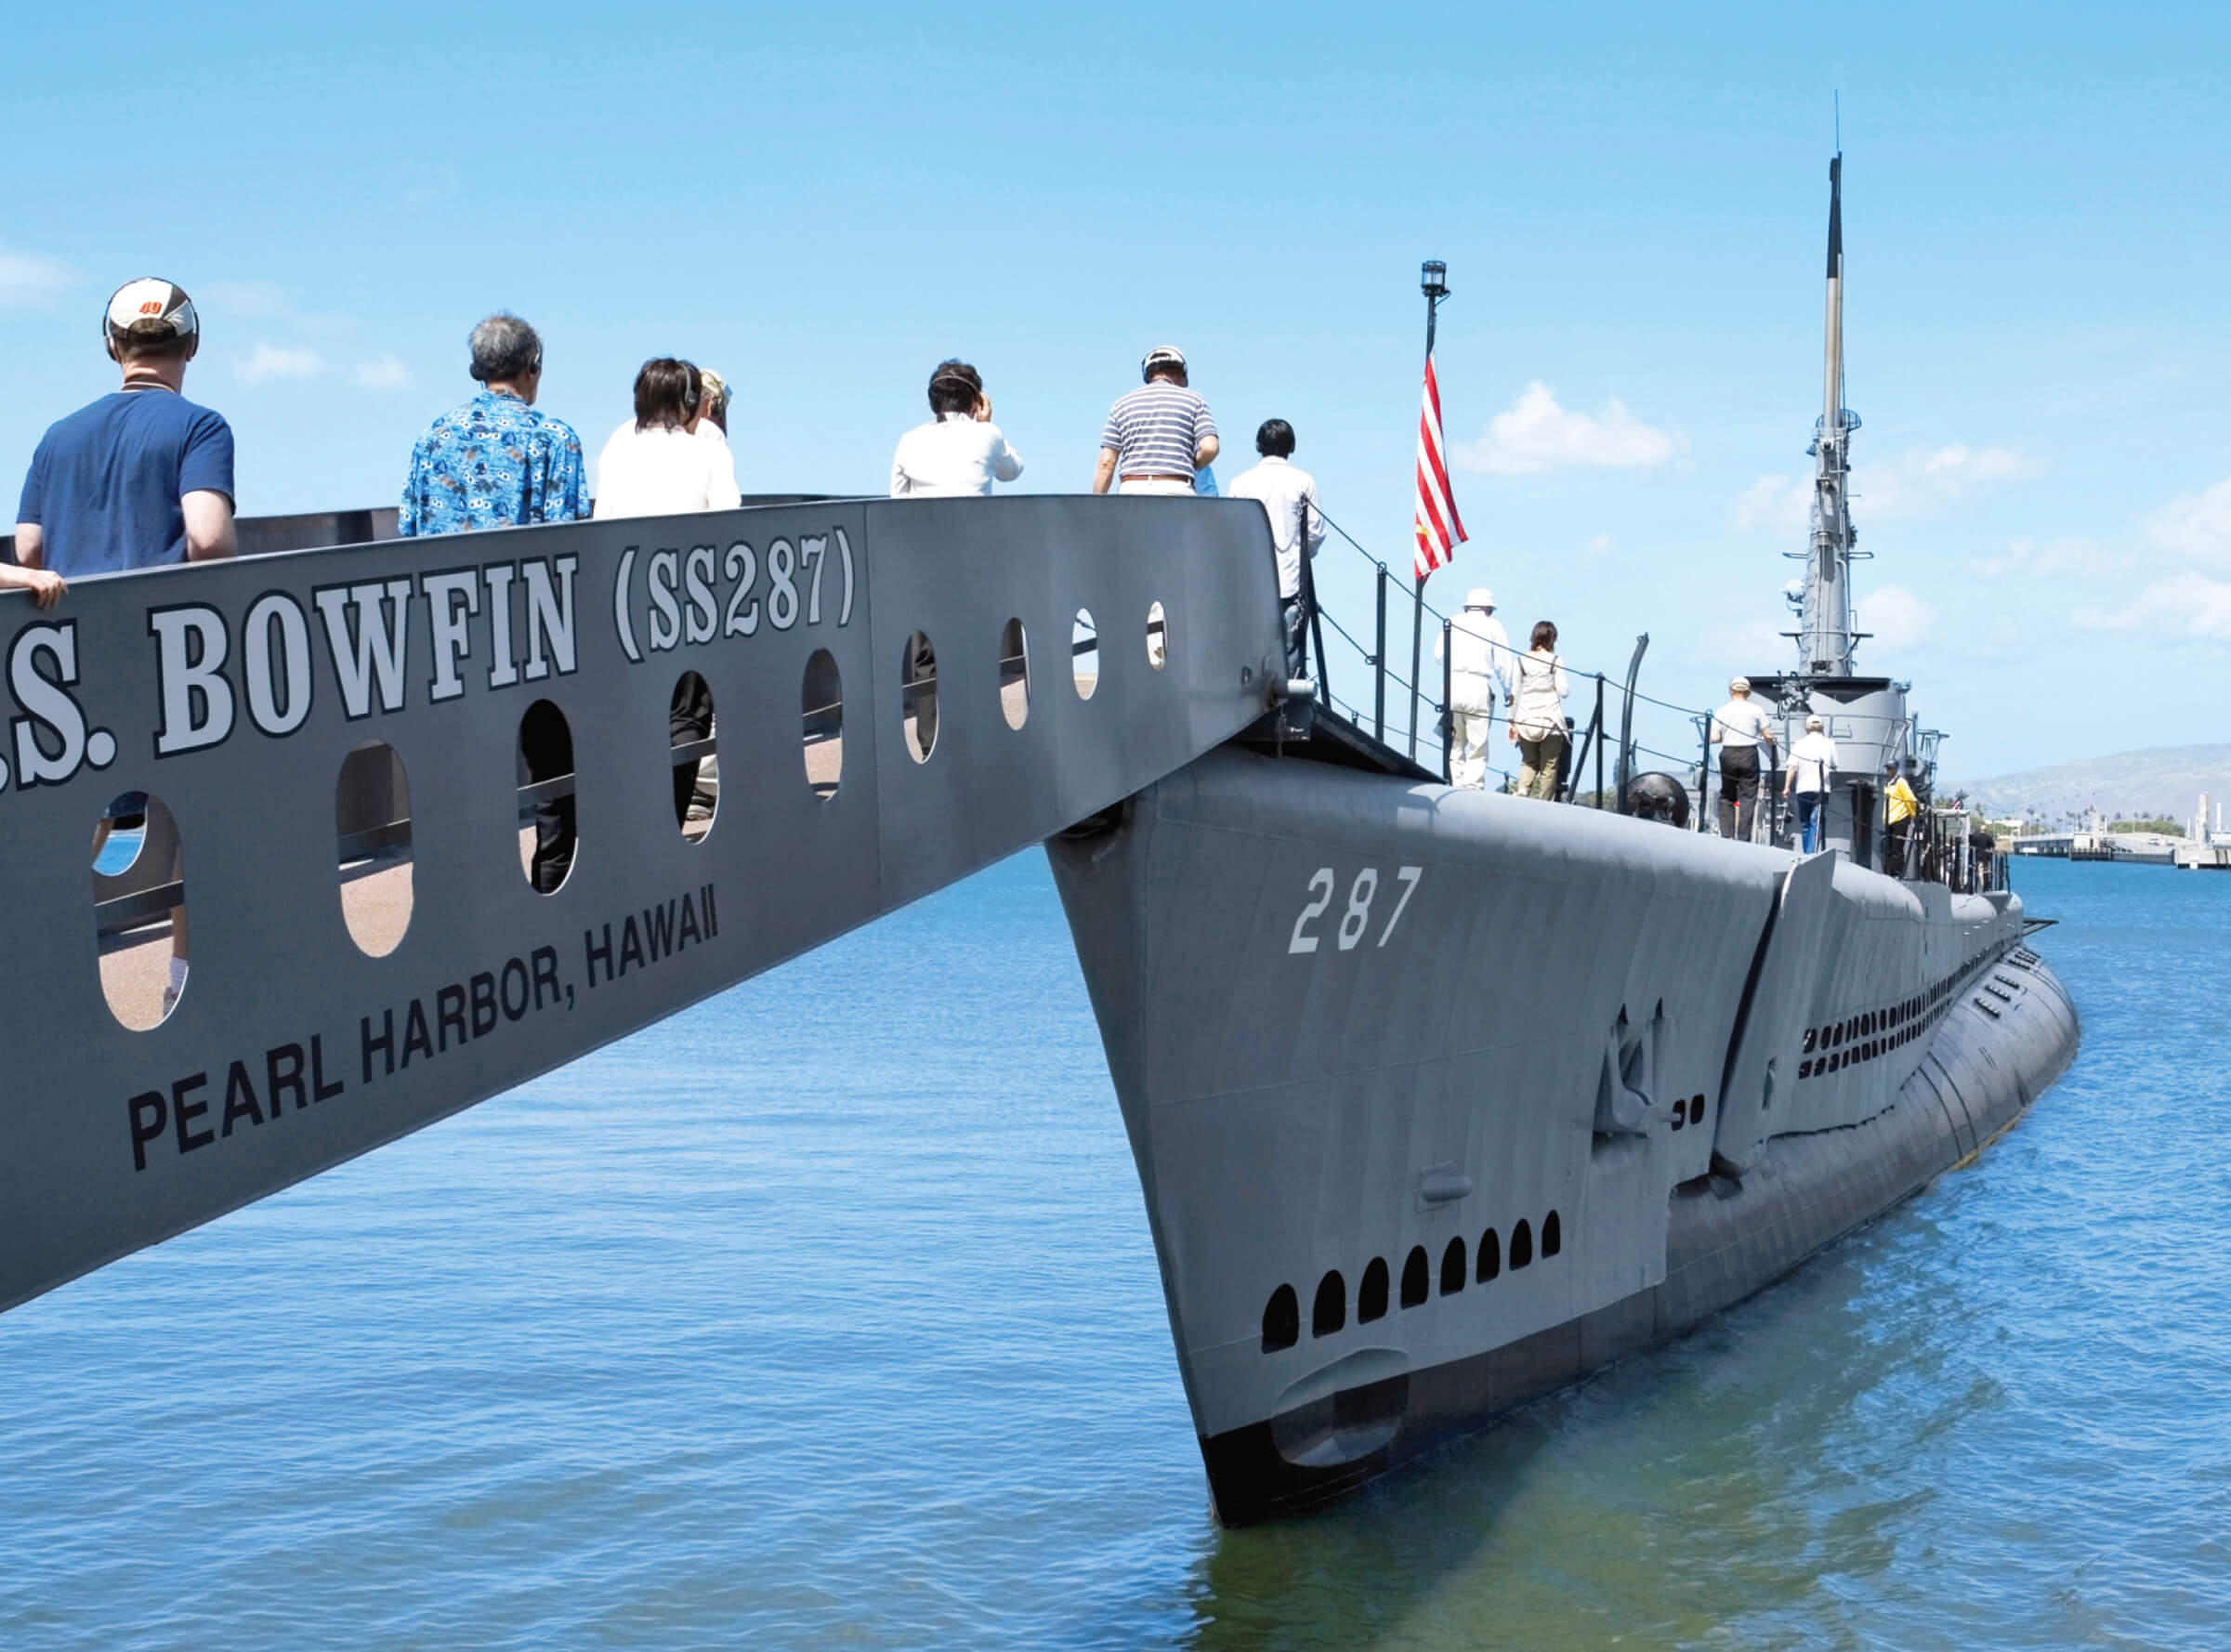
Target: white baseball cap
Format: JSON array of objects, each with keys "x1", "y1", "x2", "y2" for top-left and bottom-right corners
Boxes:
[
  {"x1": 1729, "y1": 675, "x2": 1752, "y2": 693},
  {"x1": 1805, "y1": 714, "x2": 1824, "y2": 729},
  {"x1": 1465, "y1": 587, "x2": 1495, "y2": 610},
  {"x1": 104, "y1": 278, "x2": 198, "y2": 347},
  {"x1": 1141, "y1": 345, "x2": 1187, "y2": 375}
]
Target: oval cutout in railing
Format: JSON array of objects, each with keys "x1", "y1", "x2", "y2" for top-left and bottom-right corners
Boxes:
[
  {"x1": 670, "y1": 670, "x2": 715, "y2": 841},
  {"x1": 336, "y1": 740, "x2": 413, "y2": 958},
  {"x1": 1072, "y1": 609, "x2": 1098, "y2": 700},
  {"x1": 93, "y1": 791, "x2": 187, "y2": 1030},
  {"x1": 902, "y1": 631, "x2": 938, "y2": 762},
  {"x1": 518, "y1": 699, "x2": 577, "y2": 894},
  {"x1": 999, "y1": 618, "x2": 1030, "y2": 730},
  {"x1": 802, "y1": 649, "x2": 843, "y2": 799}
]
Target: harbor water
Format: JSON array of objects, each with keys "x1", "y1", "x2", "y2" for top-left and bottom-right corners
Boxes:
[{"x1": 3, "y1": 854, "x2": 2225, "y2": 1649}]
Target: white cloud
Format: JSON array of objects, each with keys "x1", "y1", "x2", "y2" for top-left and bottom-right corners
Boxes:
[
  {"x1": 1857, "y1": 584, "x2": 1937, "y2": 651},
  {"x1": 2146, "y1": 478, "x2": 2231, "y2": 567},
  {"x1": 2076, "y1": 573, "x2": 2231, "y2": 638},
  {"x1": 237, "y1": 344, "x2": 329, "y2": 383},
  {"x1": 1969, "y1": 536, "x2": 2127, "y2": 580},
  {"x1": 1704, "y1": 615, "x2": 1789, "y2": 664},
  {"x1": 1917, "y1": 444, "x2": 2039, "y2": 484},
  {"x1": 1733, "y1": 472, "x2": 1811, "y2": 532},
  {"x1": 351, "y1": 352, "x2": 412, "y2": 389},
  {"x1": 1735, "y1": 442, "x2": 2047, "y2": 531},
  {"x1": 196, "y1": 280, "x2": 296, "y2": 321},
  {"x1": 1850, "y1": 444, "x2": 2043, "y2": 518},
  {"x1": 1453, "y1": 381, "x2": 1680, "y2": 477},
  {"x1": 0, "y1": 249, "x2": 77, "y2": 308},
  {"x1": 1583, "y1": 531, "x2": 1615, "y2": 559}
]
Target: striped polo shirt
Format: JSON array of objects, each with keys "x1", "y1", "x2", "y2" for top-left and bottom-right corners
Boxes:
[{"x1": 1099, "y1": 382, "x2": 1217, "y2": 479}]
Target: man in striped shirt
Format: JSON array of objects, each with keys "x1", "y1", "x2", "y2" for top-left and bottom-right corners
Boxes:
[{"x1": 1091, "y1": 346, "x2": 1219, "y2": 495}]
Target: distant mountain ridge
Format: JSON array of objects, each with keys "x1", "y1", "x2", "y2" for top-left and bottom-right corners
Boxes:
[{"x1": 1953, "y1": 744, "x2": 2231, "y2": 823}]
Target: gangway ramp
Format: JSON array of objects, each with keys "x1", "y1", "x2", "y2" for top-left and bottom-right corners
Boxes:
[{"x1": 0, "y1": 496, "x2": 1285, "y2": 1312}]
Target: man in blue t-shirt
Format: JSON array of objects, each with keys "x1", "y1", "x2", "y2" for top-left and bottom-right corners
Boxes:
[
  {"x1": 10, "y1": 277, "x2": 234, "y2": 1019},
  {"x1": 10, "y1": 278, "x2": 237, "y2": 608}
]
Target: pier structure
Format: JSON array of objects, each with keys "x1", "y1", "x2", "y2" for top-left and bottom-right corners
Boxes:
[
  {"x1": 0, "y1": 498, "x2": 1289, "y2": 1314},
  {"x1": 2176, "y1": 790, "x2": 2231, "y2": 869}
]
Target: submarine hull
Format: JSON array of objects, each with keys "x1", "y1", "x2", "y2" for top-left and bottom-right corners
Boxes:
[{"x1": 1050, "y1": 747, "x2": 2079, "y2": 1526}]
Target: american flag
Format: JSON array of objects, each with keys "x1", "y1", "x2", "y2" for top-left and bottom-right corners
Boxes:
[{"x1": 1411, "y1": 352, "x2": 1466, "y2": 582}]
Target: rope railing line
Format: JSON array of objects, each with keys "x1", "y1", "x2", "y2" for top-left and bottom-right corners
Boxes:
[
  {"x1": 1314, "y1": 508, "x2": 1450, "y2": 626},
  {"x1": 1311, "y1": 506, "x2": 1728, "y2": 729},
  {"x1": 1315, "y1": 605, "x2": 1422, "y2": 704},
  {"x1": 1311, "y1": 610, "x2": 1699, "y2": 770},
  {"x1": 1306, "y1": 522, "x2": 1984, "y2": 865}
]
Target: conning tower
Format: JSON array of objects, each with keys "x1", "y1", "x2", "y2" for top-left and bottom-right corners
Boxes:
[{"x1": 1750, "y1": 151, "x2": 1921, "y2": 860}]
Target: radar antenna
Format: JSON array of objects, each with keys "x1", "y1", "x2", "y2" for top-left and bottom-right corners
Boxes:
[{"x1": 1794, "y1": 150, "x2": 1860, "y2": 677}]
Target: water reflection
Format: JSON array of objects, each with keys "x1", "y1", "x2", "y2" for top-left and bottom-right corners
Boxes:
[{"x1": 1180, "y1": 1202, "x2": 2014, "y2": 1649}]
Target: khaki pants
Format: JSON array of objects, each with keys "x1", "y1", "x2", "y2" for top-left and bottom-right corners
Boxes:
[
  {"x1": 1516, "y1": 731, "x2": 1567, "y2": 800},
  {"x1": 1449, "y1": 705, "x2": 1492, "y2": 789}
]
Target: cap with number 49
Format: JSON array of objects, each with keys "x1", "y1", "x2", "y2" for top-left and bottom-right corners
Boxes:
[{"x1": 104, "y1": 278, "x2": 198, "y2": 346}]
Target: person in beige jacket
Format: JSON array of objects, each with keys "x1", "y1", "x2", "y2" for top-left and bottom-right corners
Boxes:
[{"x1": 1506, "y1": 620, "x2": 1569, "y2": 800}]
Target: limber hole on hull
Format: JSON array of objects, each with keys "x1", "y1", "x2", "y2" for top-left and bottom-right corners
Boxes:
[{"x1": 1259, "y1": 1208, "x2": 1564, "y2": 1366}]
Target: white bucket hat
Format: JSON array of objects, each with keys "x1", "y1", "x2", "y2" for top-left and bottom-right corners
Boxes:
[{"x1": 1465, "y1": 587, "x2": 1494, "y2": 610}]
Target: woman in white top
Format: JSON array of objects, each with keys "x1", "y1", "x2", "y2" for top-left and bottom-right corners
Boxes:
[
  {"x1": 889, "y1": 360, "x2": 1024, "y2": 496},
  {"x1": 1506, "y1": 620, "x2": 1570, "y2": 800},
  {"x1": 593, "y1": 359, "x2": 742, "y2": 519},
  {"x1": 1783, "y1": 714, "x2": 1841, "y2": 853}
]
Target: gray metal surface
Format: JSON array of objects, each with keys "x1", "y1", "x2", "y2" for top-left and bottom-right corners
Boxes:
[
  {"x1": 1049, "y1": 747, "x2": 2075, "y2": 1521},
  {"x1": 3, "y1": 498, "x2": 837, "y2": 567},
  {"x1": 0, "y1": 495, "x2": 1286, "y2": 1313}
]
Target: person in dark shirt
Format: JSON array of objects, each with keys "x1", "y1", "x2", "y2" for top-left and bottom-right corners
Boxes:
[
  {"x1": 12, "y1": 278, "x2": 237, "y2": 604},
  {"x1": 11, "y1": 278, "x2": 235, "y2": 1020}
]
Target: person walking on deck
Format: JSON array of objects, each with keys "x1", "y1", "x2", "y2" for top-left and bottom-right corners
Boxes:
[
  {"x1": 593, "y1": 359, "x2": 741, "y2": 518},
  {"x1": 1783, "y1": 714, "x2": 1838, "y2": 853},
  {"x1": 399, "y1": 312, "x2": 588, "y2": 537},
  {"x1": 1883, "y1": 760, "x2": 1920, "y2": 878},
  {"x1": 889, "y1": 360, "x2": 1024, "y2": 496},
  {"x1": 13, "y1": 277, "x2": 237, "y2": 1018},
  {"x1": 593, "y1": 358, "x2": 741, "y2": 831},
  {"x1": 694, "y1": 367, "x2": 731, "y2": 439},
  {"x1": 1226, "y1": 419, "x2": 1324, "y2": 676},
  {"x1": 402, "y1": 314, "x2": 589, "y2": 892},
  {"x1": 1437, "y1": 589, "x2": 1514, "y2": 790},
  {"x1": 1710, "y1": 676, "x2": 1777, "y2": 841},
  {"x1": 1507, "y1": 621, "x2": 1570, "y2": 799},
  {"x1": 1091, "y1": 347, "x2": 1217, "y2": 495}
]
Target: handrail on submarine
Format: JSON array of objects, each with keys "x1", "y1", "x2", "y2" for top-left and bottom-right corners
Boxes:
[{"x1": 0, "y1": 494, "x2": 1288, "y2": 1316}]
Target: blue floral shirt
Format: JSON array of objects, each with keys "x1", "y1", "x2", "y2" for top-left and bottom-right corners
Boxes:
[{"x1": 398, "y1": 389, "x2": 589, "y2": 537}]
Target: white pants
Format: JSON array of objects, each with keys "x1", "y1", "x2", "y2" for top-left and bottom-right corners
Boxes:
[
  {"x1": 1118, "y1": 478, "x2": 1193, "y2": 495},
  {"x1": 1450, "y1": 703, "x2": 1492, "y2": 789}
]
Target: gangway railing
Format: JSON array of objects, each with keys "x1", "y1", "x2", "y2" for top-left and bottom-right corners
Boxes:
[
  {"x1": 0, "y1": 496, "x2": 1286, "y2": 1314},
  {"x1": 1302, "y1": 510, "x2": 1714, "y2": 804}
]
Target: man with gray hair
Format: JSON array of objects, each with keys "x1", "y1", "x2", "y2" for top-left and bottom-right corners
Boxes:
[{"x1": 400, "y1": 312, "x2": 588, "y2": 536}]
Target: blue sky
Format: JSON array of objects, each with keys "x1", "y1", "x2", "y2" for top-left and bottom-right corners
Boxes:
[{"x1": 6, "y1": 3, "x2": 2227, "y2": 776}]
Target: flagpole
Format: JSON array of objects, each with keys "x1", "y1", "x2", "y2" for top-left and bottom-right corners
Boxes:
[{"x1": 1410, "y1": 264, "x2": 1445, "y2": 761}]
